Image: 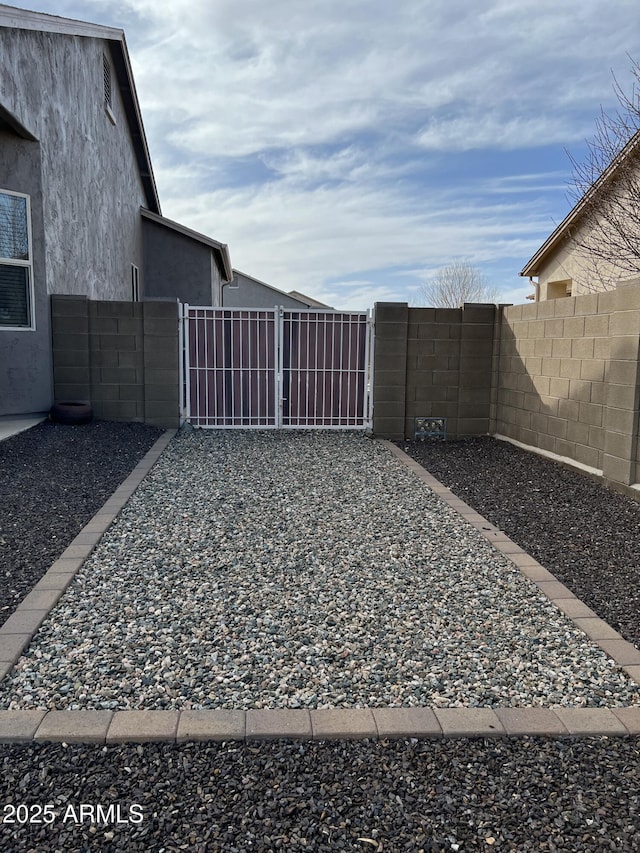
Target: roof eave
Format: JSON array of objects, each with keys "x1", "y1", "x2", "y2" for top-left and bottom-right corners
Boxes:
[
  {"x1": 0, "y1": 101, "x2": 37, "y2": 140},
  {"x1": 0, "y1": 4, "x2": 123, "y2": 39},
  {"x1": 520, "y1": 127, "x2": 640, "y2": 277},
  {"x1": 108, "y1": 36, "x2": 160, "y2": 215}
]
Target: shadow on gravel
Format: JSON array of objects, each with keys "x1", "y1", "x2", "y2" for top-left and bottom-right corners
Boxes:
[
  {"x1": 398, "y1": 436, "x2": 640, "y2": 649},
  {"x1": 0, "y1": 420, "x2": 163, "y2": 626}
]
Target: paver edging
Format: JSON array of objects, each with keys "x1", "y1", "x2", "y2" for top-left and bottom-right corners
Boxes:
[
  {"x1": 377, "y1": 439, "x2": 640, "y2": 690},
  {"x1": 0, "y1": 430, "x2": 176, "y2": 679},
  {"x1": 1, "y1": 707, "x2": 640, "y2": 744},
  {"x1": 1, "y1": 431, "x2": 639, "y2": 745}
]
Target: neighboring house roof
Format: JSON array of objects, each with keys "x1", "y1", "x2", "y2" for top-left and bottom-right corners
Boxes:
[
  {"x1": 141, "y1": 208, "x2": 233, "y2": 282},
  {"x1": 0, "y1": 3, "x2": 160, "y2": 214},
  {"x1": 288, "y1": 289, "x2": 332, "y2": 308},
  {"x1": 230, "y1": 270, "x2": 328, "y2": 307},
  {"x1": 520, "y1": 127, "x2": 640, "y2": 278}
]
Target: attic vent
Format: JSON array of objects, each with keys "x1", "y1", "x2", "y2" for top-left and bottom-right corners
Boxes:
[
  {"x1": 103, "y1": 54, "x2": 112, "y2": 109},
  {"x1": 103, "y1": 54, "x2": 116, "y2": 124}
]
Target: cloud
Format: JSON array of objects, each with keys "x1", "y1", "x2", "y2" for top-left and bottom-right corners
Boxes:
[
  {"x1": 158, "y1": 153, "x2": 556, "y2": 309},
  {"x1": 480, "y1": 172, "x2": 569, "y2": 195},
  {"x1": 26, "y1": 0, "x2": 640, "y2": 308},
  {"x1": 415, "y1": 114, "x2": 591, "y2": 153},
  {"x1": 123, "y1": 0, "x2": 635, "y2": 164}
]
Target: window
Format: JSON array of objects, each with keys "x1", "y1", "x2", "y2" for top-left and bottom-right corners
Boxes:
[
  {"x1": 546, "y1": 279, "x2": 573, "y2": 299},
  {"x1": 131, "y1": 264, "x2": 140, "y2": 302},
  {"x1": 0, "y1": 190, "x2": 34, "y2": 329},
  {"x1": 103, "y1": 54, "x2": 115, "y2": 124}
]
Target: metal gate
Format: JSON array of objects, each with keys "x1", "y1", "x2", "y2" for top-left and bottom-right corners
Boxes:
[{"x1": 180, "y1": 305, "x2": 374, "y2": 429}]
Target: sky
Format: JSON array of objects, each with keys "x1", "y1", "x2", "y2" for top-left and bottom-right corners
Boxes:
[{"x1": 19, "y1": 0, "x2": 640, "y2": 308}]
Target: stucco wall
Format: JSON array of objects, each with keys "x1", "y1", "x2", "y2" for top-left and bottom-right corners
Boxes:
[
  {"x1": 0, "y1": 28, "x2": 146, "y2": 300},
  {"x1": 536, "y1": 232, "x2": 629, "y2": 300},
  {"x1": 536, "y1": 157, "x2": 640, "y2": 300},
  {"x1": 0, "y1": 131, "x2": 51, "y2": 414},
  {"x1": 143, "y1": 218, "x2": 216, "y2": 305}
]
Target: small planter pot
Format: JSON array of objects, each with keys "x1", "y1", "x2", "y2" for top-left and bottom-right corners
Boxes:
[{"x1": 49, "y1": 401, "x2": 94, "y2": 425}]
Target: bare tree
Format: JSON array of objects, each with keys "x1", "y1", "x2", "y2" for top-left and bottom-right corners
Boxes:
[
  {"x1": 565, "y1": 58, "x2": 640, "y2": 288},
  {"x1": 416, "y1": 261, "x2": 497, "y2": 307}
]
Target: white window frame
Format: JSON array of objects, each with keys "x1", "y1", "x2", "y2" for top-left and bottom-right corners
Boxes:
[{"x1": 0, "y1": 189, "x2": 35, "y2": 331}]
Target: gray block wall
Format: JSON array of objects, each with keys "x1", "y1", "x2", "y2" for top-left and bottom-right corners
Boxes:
[
  {"x1": 374, "y1": 280, "x2": 640, "y2": 496},
  {"x1": 373, "y1": 302, "x2": 495, "y2": 440},
  {"x1": 51, "y1": 296, "x2": 179, "y2": 428},
  {"x1": 496, "y1": 281, "x2": 640, "y2": 490}
]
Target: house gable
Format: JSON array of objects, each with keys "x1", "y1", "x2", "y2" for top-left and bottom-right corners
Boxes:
[
  {"x1": 225, "y1": 270, "x2": 329, "y2": 309},
  {"x1": 0, "y1": 15, "x2": 156, "y2": 300},
  {"x1": 0, "y1": 4, "x2": 233, "y2": 415},
  {"x1": 0, "y1": 4, "x2": 159, "y2": 214},
  {"x1": 142, "y1": 211, "x2": 232, "y2": 306},
  {"x1": 521, "y1": 128, "x2": 640, "y2": 299}
]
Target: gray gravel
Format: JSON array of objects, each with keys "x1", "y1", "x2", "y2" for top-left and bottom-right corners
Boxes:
[
  {"x1": 1, "y1": 429, "x2": 638, "y2": 711},
  {"x1": 1, "y1": 426, "x2": 640, "y2": 853}
]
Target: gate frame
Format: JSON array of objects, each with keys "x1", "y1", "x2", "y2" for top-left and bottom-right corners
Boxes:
[{"x1": 180, "y1": 304, "x2": 375, "y2": 429}]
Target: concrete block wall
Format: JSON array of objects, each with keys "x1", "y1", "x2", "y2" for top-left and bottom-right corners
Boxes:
[
  {"x1": 51, "y1": 296, "x2": 179, "y2": 429},
  {"x1": 495, "y1": 291, "x2": 614, "y2": 471},
  {"x1": 373, "y1": 302, "x2": 495, "y2": 440},
  {"x1": 88, "y1": 300, "x2": 145, "y2": 422},
  {"x1": 372, "y1": 303, "x2": 408, "y2": 440},
  {"x1": 602, "y1": 281, "x2": 640, "y2": 487},
  {"x1": 374, "y1": 280, "x2": 639, "y2": 494},
  {"x1": 495, "y1": 281, "x2": 640, "y2": 488}
]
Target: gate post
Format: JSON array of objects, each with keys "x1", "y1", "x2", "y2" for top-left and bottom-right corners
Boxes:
[
  {"x1": 275, "y1": 305, "x2": 283, "y2": 429},
  {"x1": 372, "y1": 302, "x2": 408, "y2": 439},
  {"x1": 365, "y1": 307, "x2": 375, "y2": 429},
  {"x1": 180, "y1": 303, "x2": 190, "y2": 426}
]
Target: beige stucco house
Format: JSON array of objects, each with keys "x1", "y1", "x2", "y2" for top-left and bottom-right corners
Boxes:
[{"x1": 521, "y1": 128, "x2": 640, "y2": 301}]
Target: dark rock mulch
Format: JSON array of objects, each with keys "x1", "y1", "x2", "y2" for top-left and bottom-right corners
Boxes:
[
  {"x1": 1, "y1": 738, "x2": 639, "y2": 852},
  {"x1": 1, "y1": 426, "x2": 639, "y2": 853},
  {"x1": 0, "y1": 420, "x2": 163, "y2": 625},
  {"x1": 397, "y1": 436, "x2": 640, "y2": 649}
]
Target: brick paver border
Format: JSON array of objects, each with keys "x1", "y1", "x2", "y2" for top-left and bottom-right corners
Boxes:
[
  {"x1": 0, "y1": 431, "x2": 639, "y2": 744},
  {"x1": 0, "y1": 430, "x2": 176, "y2": 682},
  {"x1": 0, "y1": 705, "x2": 638, "y2": 743}
]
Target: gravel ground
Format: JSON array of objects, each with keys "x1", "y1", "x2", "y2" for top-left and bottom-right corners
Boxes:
[
  {"x1": 397, "y1": 436, "x2": 640, "y2": 649},
  {"x1": 0, "y1": 429, "x2": 638, "y2": 711},
  {"x1": 1, "y1": 425, "x2": 640, "y2": 853},
  {"x1": 1, "y1": 738, "x2": 639, "y2": 852},
  {"x1": 0, "y1": 420, "x2": 163, "y2": 625}
]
